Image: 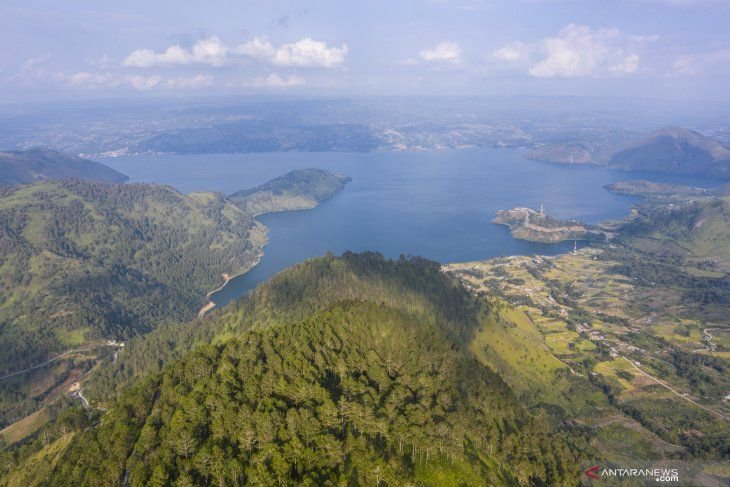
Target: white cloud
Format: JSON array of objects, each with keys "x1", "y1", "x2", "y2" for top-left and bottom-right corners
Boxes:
[
  {"x1": 124, "y1": 36, "x2": 348, "y2": 69},
  {"x1": 128, "y1": 75, "x2": 163, "y2": 90},
  {"x1": 419, "y1": 41, "x2": 462, "y2": 63},
  {"x1": 250, "y1": 73, "x2": 306, "y2": 88},
  {"x1": 164, "y1": 74, "x2": 214, "y2": 88},
  {"x1": 61, "y1": 71, "x2": 214, "y2": 91},
  {"x1": 493, "y1": 24, "x2": 656, "y2": 78},
  {"x1": 234, "y1": 37, "x2": 276, "y2": 59},
  {"x1": 671, "y1": 49, "x2": 730, "y2": 76},
  {"x1": 124, "y1": 36, "x2": 228, "y2": 67},
  {"x1": 530, "y1": 25, "x2": 634, "y2": 77},
  {"x1": 610, "y1": 53, "x2": 640, "y2": 74},
  {"x1": 9, "y1": 54, "x2": 52, "y2": 86},
  {"x1": 59, "y1": 71, "x2": 121, "y2": 87},
  {"x1": 492, "y1": 41, "x2": 529, "y2": 62},
  {"x1": 270, "y1": 38, "x2": 348, "y2": 68}
]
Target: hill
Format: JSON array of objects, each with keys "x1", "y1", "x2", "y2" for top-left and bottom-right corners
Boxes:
[
  {"x1": 617, "y1": 195, "x2": 730, "y2": 271},
  {"x1": 0, "y1": 149, "x2": 128, "y2": 186},
  {"x1": 608, "y1": 127, "x2": 730, "y2": 178},
  {"x1": 0, "y1": 170, "x2": 348, "y2": 428},
  {"x1": 1, "y1": 253, "x2": 586, "y2": 486},
  {"x1": 231, "y1": 168, "x2": 351, "y2": 214},
  {"x1": 527, "y1": 127, "x2": 730, "y2": 179},
  {"x1": 0, "y1": 180, "x2": 261, "y2": 384}
]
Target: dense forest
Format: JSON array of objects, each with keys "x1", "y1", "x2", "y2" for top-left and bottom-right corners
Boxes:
[
  {"x1": 1, "y1": 254, "x2": 587, "y2": 486},
  {"x1": 0, "y1": 170, "x2": 348, "y2": 427},
  {"x1": 86, "y1": 252, "x2": 480, "y2": 401},
  {"x1": 0, "y1": 180, "x2": 260, "y2": 375}
]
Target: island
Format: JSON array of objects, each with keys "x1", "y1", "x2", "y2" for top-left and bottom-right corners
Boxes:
[{"x1": 493, "y1": 207, "x2": 607, "y2": 243}]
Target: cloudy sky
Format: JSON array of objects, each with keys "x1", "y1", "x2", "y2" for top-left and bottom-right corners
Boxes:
[{"x1": 2, "y1": 0, "x2": 729, "y2": 102}]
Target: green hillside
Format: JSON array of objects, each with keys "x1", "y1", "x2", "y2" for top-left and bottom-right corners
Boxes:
[
  {"x1": 231, "y1": 168, "x2": 351, "y2": 215},
  {"x1": 1, "y1": 254, "x2": 586, "y2": 486},
  {"x1": 0, "y1": 171, "x2": 348, "y2": 428},
  {"x1": 0, "y1": 180, "x2": 261, "y2": 375},
  {"x1": 86, "y1": 252, "x2": 480, "y2": 400},
  {"x1": 0, "y1": 149, "x2": 128, "y2": 187},
  {"x1": 619, "y1": 195, "x2": 730, "y2": 271}
]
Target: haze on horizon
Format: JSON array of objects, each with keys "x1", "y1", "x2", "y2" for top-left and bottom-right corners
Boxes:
[{"x1": 2, "y1": 0, "x2": 730, "y2": 104}]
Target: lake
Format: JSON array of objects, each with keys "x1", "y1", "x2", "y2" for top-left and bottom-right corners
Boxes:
[{"x1": 102, "y1": 148, "x2": 718, "y2": 308}]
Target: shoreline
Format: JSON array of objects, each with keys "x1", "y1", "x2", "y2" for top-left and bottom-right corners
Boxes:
[
  {"x1": 196, "y1": 200, "x2": 337, "y2": 319},
  {"x1": 197, "y1": 252, "x2": 263, "y2": 318}
]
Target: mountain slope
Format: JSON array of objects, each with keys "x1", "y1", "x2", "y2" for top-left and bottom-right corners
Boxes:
[
  {"x1": 4, "y1": 256, "x2": 586, "y2": 486},
  {"x1": 608, "y1": 127, "x2": 730, "y2": 177},
  {"x1": 0, "y1": 149, "x2": 128, "y2": 186},
  {"x1": 0, "y1": 171, "x2": 348, "y2": 428},
  {"x1": 0, "y1": 180, "x2": 261, "y2": 377},
  {"x1": 86, "y1": 252, "x2": 481, "y2": 400}
]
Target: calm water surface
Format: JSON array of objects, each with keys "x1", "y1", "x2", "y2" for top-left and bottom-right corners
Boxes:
[{"x1": 103, "y1": 149, "x2": 718, "y2": 307}]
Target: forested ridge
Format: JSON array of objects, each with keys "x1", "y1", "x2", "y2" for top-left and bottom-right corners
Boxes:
[
  {"x1": 0, "y1": 179, "x2": 262, "y2": 378},
  {"x1": 1, "y1": 254, "x2": 588, "y2": 486},
  {"x1": 86, "y1": 252, "x2": 480, "y2": 401},
  {"x1": 0, "y1": 167, "x2": 349, "y2": 423}
]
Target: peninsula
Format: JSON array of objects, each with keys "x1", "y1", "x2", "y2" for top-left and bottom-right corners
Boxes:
[{"x1": 493, "y1": 207, "x2": 607, "y2": 243}]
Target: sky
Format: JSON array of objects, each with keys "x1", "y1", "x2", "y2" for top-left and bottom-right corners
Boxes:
[{"x1": 2, "y1": 0, "x2": 730, "y2": 103}]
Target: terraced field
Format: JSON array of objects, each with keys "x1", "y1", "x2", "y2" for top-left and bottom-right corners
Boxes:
[{"x1": 446, "y1": 247, "x2": 729, "y2": 474}]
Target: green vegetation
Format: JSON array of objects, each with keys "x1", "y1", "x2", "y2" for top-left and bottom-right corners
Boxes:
[
  {"x1": 0, "y1": 180, "x2": 261, "y2": 375},
  {"x1": 447, "y1": 204, "x2": 730, "y2": 477},
  {"x1": 231, "y1": 168, "x2": 351, "y2": 214},
  {"x1": 0, "y1": 149, "x2": 128, "y2": 187},
  {"x1": 1, "y1": 253, "x2": 588, "y2": 486},
  {"x1": 0, "y1": 170, "x2": 348, "y2": 428},
  {"x1": 86, "y1": 251, "x2": 481, "y2": 401}
]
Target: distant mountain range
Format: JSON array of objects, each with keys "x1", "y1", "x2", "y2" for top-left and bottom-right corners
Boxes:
[
  {"x1": 528, "y1": 127, "x2": 730, "y2": 178},
  {"x1": 0, "y1": 148, "x2": 128, "y2": 186}
]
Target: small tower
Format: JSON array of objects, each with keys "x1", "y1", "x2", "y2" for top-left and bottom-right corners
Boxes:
[
  {"x1": 573, "y1": 241, "x2": 578, "y2": 254},
  {"x1": 539, "y1": 204, "x2": 544, "y2": 217}
]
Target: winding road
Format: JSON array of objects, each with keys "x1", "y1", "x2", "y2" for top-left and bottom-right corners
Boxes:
[
  {"x1": 70, "y1": 388, "x2": 90, "y2": 410},
  {"x1": 0, "y1": 343, "x2": 122, "y2": 382}
]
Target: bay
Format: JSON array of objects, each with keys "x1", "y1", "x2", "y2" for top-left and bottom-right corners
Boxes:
[{"x1": 102, "y1": 148, "x2": 718, "y2": 308}]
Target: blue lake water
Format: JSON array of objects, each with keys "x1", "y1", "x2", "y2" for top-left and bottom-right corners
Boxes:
[{"x1": 102, "y1": 149, "x2": 719, "y2": 308}]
